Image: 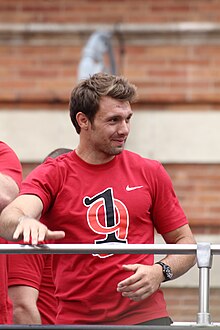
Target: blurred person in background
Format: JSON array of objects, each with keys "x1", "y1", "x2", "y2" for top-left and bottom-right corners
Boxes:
[
  {"x1": 8, "y1": 148, "x2": 72, "y2": 324},
  {"x1": 0, "y1": 141, "x2": 22, "y2": 324},
  {"x1": 0, "y1": 74, "x2": 196, "y2": 326}
]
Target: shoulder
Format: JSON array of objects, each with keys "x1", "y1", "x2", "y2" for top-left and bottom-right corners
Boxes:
[
  {"x1": 122, "y1": 150, "x2": 161, "y2": 169},
  {"x1": 0, "y1": 141, "x2": 22, "y2": 186},
  {"x1": 0, "y1": 141, "x2": 9, "y2": 151},
  {"x1": 0, "y1": 141, "x2": 8, "y2": 151},
  {"x1": 0, "y1": 141, "x2": 18, "y2": 159},
  {"x1": 120, "y1": 150, "x2": 170, "y2": 184},
  {"x1": 24, "y1": 152, "x2": 75, "y2": 185},
  {"x1": 0, "y1": 141, "x2": 21, "y2": 166}
]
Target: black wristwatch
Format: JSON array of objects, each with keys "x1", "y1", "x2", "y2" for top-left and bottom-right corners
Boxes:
[{"x1": 155, "y1": 261, "x2": 173, "y2": 282}]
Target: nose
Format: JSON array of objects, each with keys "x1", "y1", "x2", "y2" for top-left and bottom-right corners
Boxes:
[{"x1": 118, "y1": 120, "x2": 130, "y2": 135}]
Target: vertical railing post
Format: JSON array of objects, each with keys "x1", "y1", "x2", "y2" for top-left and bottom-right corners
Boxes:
[{"x1": 196, "y1": 242, "x2": 213, "y2": 325}]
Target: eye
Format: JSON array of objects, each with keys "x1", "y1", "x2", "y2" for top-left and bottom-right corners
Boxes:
[
  {"x1": 109, "y1": 117, "x2": 119, "y2": 123},
  {"x1": 126, "y1": 114, "x2": 133, "y2": 123}
]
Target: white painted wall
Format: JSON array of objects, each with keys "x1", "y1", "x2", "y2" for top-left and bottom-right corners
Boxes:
[
  {"x1": 0, "y1": 110, "x2": 79, "y2": 162},
  {"x1": 127, "y1": 110, "x2": 220, "y2": 163},
  {"x1": 1, "y1": 109, "x2": 220, "y2": 163}
]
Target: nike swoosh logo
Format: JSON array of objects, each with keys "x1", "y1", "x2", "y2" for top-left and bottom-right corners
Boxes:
[{"x1": 126, "y1": 185, "x2": 143, "y2": 191}]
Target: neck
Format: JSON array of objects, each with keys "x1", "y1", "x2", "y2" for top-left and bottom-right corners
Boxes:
[{"x1": 75, "y1": 147, "x2": 115, "y2": 165}]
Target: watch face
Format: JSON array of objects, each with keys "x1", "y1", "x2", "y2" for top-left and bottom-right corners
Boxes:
[
  {"x1": 156, "y1": 261, "x2": 173, "y2": 281},
  {"x1": 165, "y1": 266, "x2": 173, "y2": 279}
]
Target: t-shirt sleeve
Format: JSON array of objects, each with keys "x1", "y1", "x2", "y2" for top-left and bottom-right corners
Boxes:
[
  {"x1": 0, "y1": 141, "x2": 22, "y2": 187},
  {"x1": 8, "y1": 243, "x2": 45, "y2": 290},
  {"x1": 150, "y1": 162, "x2": 188, "y2": 234},
  {"x1": 20, "y1": 159, "x2": 60, "y2": 214}
]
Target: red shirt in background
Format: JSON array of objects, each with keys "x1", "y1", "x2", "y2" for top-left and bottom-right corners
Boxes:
[
  {"x1": 0, "y1": 141, "x2": 22, "y2": 324},
  {"x1": 8, "y1": 250, "x2": 57, "y2": 324}
]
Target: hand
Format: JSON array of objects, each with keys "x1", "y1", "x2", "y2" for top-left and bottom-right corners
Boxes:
[
  {"x1": 117, "y1": 264, "x2": 163, "y2": 302},
  {"x1": 13, "y1": 217, "x2": 65, "y2": 244}
]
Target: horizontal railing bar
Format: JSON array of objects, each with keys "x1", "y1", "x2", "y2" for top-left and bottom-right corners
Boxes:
[
  {"x1": 0, "y1": 243, "x2": 219, "y2": 255},
  {"x1": 0, "y1": 243, "x2": 198, "y2": 254},
  {"x1": 210, "y1": 245, "x2": 220, "y2": 254},
  {"x1": 0, "y1": 325, "x2": 218, "y2": 330}
]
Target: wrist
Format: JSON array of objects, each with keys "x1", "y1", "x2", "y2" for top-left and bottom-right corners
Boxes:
[
  {"x1": 155, "y1": 261, "x2": 173, "y2": 282},
  {"x1": 18, "y1": 215, "x2": 29, "y2": 224}
]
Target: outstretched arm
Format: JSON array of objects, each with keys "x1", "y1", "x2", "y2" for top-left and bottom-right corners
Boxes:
[{"x1": 0, "y1": 194, "x2": 65, "y2": 244}]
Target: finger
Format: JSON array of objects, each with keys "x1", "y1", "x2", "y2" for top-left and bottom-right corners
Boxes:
[
  {"x1": 117, "y1": 272, "x2": 140, "y2": 289},
  {"x1": 118, "y1": 278, "x2": 142, "y2": 293},
  {"x1": 46, "y1": 230, "x2": 65, "y2": 240},
  {"x1": 13, "y1": 225, "x2": 23, "y2": 240},
  {"x1": 29, "y1": 227, "x2": 41, "y2": 245},
  {"x1": 129, "y1": 289, "x2": 153, "y2": 302},
  {"x1": 37, "y1": 226, "x2": 47, "y2": 243},
  {"x1": 122, "y1": 286, "x2": 150, "y2": 301},
  {"x1": 117, "y1": 277, "x2": 142, "y2": 294},
  {"x1": 122, "y1": 264, "x2": 138, "y2": 272},
  {"x1": 23, "y1": 227, "x2": 32, "y2": 243}
]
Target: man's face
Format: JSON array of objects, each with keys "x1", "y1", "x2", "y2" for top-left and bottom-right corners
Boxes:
[{"x1": 88, "y1": 96, "x2": 133, "y2": 158}]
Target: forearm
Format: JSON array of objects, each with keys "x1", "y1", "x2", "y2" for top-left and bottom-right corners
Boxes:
[
  {"x1": 0, "y1": 194, "x2": 44, "y2": 241},
  {"x1": 159, "y1": 234, "x2": 197, "y2": 281},
  {"x1": 159, "y1": 253, "x2": 196, "y2": 281},
  {"x1": 0, "y1": 204, "x2": 24, "y2": 241},
  {"x1": 0, "y1": 194, "x2": 65, "y2": 244}
]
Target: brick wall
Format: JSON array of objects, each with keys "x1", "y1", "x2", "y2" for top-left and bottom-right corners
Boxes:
[
  {"x1": 1, "y1": 0, "x2": 220, "y2": 324},
  {"x1": 1, "y1": 0, "x2": 220, "y2": 24},
  {"x1": 3, "y1": 42, "x2": 220, "y2": 104},
  {"x1": 1, "y1": 1, "x2": 220, "y2": 105},
  {"x1": 165, "y1": 164, "x2": 220, "y2": 233},
  {"x1": 164, "y1": 288, "x2": 220, "y2": 323}
]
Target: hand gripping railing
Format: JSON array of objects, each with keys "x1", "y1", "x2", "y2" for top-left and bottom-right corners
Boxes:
[{"x1": 1, "y1": 242, "x2": 220, "y2": 328}]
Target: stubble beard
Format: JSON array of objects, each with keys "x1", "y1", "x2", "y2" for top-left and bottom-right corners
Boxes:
[{"x1": 103, "y1": 143, "x2": 125, "y2": 156}]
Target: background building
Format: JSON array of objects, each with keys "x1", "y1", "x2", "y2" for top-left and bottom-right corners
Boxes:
[{"x1": 1, "y1": 0, "x2": 220, "y2": 322}]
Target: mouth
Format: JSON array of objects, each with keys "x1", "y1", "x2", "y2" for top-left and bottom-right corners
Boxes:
[{"x1": 112, "y1": 139, "x2": 126, "y2": 147}]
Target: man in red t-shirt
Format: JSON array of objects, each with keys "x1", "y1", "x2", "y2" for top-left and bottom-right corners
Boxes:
[
  {"x1": 0, "y1": 141, "x2": 22, "y2": 324},
  {"x1": 0, "y1": 74, "x2": 196, "y2": 326},
  {"x1": 8, "y1": 148, "x2": 72, "y2": 324}
]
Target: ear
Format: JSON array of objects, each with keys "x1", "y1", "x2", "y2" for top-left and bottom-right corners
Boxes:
[{"x1": 76, "y1": 112, "x2": 89, "y2": 130}]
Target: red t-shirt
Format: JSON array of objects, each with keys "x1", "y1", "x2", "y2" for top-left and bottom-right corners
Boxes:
[
  {"x1": 8, "y1": 249, "x2": 57, "y2": 324},
  {"x1": 0, "y1": 141, "x2": 22, "y2": 324},
  {"x1": 0, "y1": 141, "x2": 22, "y2": 187},
  {"x1": 20, "y1": 150, "x2": 188, "y2": 325}
]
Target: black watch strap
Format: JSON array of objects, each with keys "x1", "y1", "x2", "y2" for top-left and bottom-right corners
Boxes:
[{"x1": 155, "y1": 261, "x2": 173, "y2": 282}]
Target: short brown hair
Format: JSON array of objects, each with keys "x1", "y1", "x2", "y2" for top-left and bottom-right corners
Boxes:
[{"x1": 69, "y1": 72, "x2": 137, "y2": 134}]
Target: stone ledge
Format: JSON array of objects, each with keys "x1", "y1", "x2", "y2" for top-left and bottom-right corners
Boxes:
[
  {"x1": 1, "y1": 22, "x2": 220, "y2": 34},
  {"x1": 1, "y1": 22, "x2": 220, "y2": 45}
]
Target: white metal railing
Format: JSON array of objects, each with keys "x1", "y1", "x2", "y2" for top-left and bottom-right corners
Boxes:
[{"x1": 1, "y1": 242, "x2": 220, "y2": 328}]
